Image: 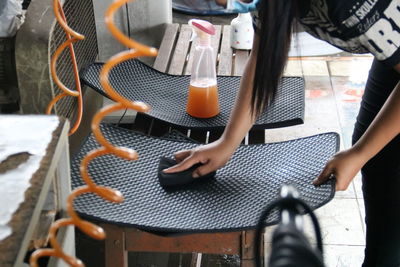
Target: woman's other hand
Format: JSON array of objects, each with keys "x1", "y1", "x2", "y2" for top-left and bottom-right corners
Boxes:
[
  {"x1": 313, "y1": 148, "x2": 368, "y2": 191},
  {"x1": 163, "y1": 139, "x2": 236, "y2": 178}
]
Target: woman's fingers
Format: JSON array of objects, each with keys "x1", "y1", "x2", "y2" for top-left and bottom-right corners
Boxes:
[
  {"x1": 313, "y1": 164, "x2": 334, "y2": 186},
  {"x1": 174, "y1": 150, "x2": 192, "y2": 163},
  {"x1": 163, "y1": 154, "x2": 199, "y2": 173},
  {"x1": 192, "y1": 161, "x2": 215, "y2": 178}
]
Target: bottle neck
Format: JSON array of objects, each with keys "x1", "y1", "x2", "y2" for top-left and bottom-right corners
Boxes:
[
  {"x1": 237, "y1": 12, "x2": 252, "y2": 20},
  {"x1": 198, "y1": 36, "x2": 211, "y2": 46}
]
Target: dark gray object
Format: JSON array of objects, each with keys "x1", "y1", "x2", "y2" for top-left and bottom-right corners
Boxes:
[
  {"x1": 80, "y1": 59, "x2": 305, "y2": 130},
  {"x1": 158, "y1": 157, "x2": 217, "y2": 188},
  {"x1": 71, "y1": 124, "x2": 337, "y2": 235}
]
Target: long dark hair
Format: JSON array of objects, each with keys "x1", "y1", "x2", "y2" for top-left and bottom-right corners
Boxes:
[{"x1": 251, "y1": 0, "x2": 299, "y2": 116}]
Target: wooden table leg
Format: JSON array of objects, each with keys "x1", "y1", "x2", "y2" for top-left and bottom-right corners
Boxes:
[
  {"x1": 102, "y1": 224, "x2": 128, "y2": 267},
  {"x1": 241, "y1": 259, "x2": 257, "y2": 267},
  {"x1": 241, "y1": 230, "x2": 263, "y2": 267}
]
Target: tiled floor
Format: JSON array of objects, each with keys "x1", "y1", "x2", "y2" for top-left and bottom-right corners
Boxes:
[{"x1": 262, "y1": 55, "x2": 374, "y2": 267}]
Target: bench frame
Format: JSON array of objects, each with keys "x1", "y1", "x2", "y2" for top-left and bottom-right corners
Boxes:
[{"x1": 103, "y1": 224, "x2": 261, "y2": 267}]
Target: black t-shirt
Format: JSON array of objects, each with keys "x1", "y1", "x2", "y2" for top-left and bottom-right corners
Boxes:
[{"x1": 254, "y1": 0, "x2": 400, "y2": 66}]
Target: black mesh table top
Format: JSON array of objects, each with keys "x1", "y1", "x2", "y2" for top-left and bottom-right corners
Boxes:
[
  {"x1": 71, "y1": 124, "x2": 338, "y2": 235},
  {"x1": 80, "y1": 59, "x2": 305, "y2": 130}
]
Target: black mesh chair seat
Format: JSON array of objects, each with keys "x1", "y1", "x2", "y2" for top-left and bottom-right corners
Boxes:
[
  {"x1": 71, "y1": 124, "x2": 338, "y2": 235},
  {"x1": 80, "y1": 59, "x2": 305, "y2": 130}
]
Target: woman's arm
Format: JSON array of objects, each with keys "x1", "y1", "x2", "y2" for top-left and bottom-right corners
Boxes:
[
  {"x1": 314, "y1": 63, "x2": 400, "y2": 190},
  {"x1": 219, "y1": 35, "x2": 260, "y2": 149},
  {"x1": 163, "y1": 35, "x2": 260, "y2": 177}
]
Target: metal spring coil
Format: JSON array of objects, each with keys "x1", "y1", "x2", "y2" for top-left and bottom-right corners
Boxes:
[
  {"x1": 30, "y1": 0, "x2": 157, "y2": 266},
  {"x1": 46, "y1": 0, "x2": 84, "y2": 136}
]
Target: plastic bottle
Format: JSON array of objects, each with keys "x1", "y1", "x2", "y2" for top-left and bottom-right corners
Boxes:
[
  {"x1": 230, "y1": 12, "x2": 254, "y2": 50},
  {"x1": 186, "y1": 19, "x2": 220, "y2": 119}
]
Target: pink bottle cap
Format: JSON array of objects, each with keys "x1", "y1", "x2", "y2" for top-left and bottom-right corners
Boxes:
[{"x1": 190, "y1": 19, "x2": 216, "y2": 35}]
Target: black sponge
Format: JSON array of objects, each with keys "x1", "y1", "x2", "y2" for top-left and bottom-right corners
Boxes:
[{"x1": 158, "y1": 157, "x2": 216, "y2": 188}]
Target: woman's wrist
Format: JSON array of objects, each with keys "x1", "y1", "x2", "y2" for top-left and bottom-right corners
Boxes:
[
  {"x1": 349, "y1": 142, "x2": 373, "y2": 166},
  {"x1": 218, "y1": 133, "x2": 243, "y2": 151}
]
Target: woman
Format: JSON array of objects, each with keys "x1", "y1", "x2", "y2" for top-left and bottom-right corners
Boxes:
[{"x1": 165, "y1": 1, "x2": 400, "y2": 265}]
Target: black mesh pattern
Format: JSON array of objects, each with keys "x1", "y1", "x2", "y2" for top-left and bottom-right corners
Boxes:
[
  {"x1": 161, "y1": 130, "x2": 197, "y2": 143},
  {"x1": 81, "y1": 60, "x2": 305, "y2": 129},
  {"x1": 71, "y1": 124, "x2": 337, "y2": 234},
  {"x1": 49, "y1": 0, "x2": 98, "y2": 118}
]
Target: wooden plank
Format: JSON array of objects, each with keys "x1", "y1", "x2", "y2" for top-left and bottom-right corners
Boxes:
[
  {"x1": 185, "y1": 25, "x2": 222, "y2": 75},
  {"x1": 125, "y1": 228, "x2": 243, "y2": 255},
  {"x1": 169, "y1": 24, "x2": 192, "y2": 75},
  {"x1": 153, "y1": 23, "x2": 179, "y2": 73},
  {"x1": 233, "y1": 50, "x2": 249, "y2": 76},
  {"x1": 241, "y1": 230, "x2": 257, "y2": 260},
  {"x1": 241, "y1": 259, "x2": 256, "y2": 267},
  {"x1": 128, "y1": 251, "x2": 170, "y2": 266},
  {"x1": 218, "y1": 25, "x2": 233, "y2": 76}
]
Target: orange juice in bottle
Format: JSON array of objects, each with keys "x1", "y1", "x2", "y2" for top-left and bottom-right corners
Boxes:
[
  {"x1": 187, "y1": 79, "x2": 219, "y2": 118},
  {"x1": 186, "y1": 19, "x2": 220, "y2": 118}
]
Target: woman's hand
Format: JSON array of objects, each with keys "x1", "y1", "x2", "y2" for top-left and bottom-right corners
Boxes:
[
  {"x1": 163, "y1": 139, "x2": 237, "y2": 178},
  {"x1": 313, "y1": 148, "x2": 368, "y2": 191},
  {"x1": 164, "y1": 35, "x2": 259, "y2": 178}
]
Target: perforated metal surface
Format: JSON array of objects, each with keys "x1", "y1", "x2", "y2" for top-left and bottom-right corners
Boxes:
[
  {"x1": 71, "y1": 124, "x2": 337, "y2": 234},
  {"x1": 49, "y1": 0, "x2": 98, "y2": 118},
  {"x1": 81, "y1": 60, "x2": 305, "y2": 129}
]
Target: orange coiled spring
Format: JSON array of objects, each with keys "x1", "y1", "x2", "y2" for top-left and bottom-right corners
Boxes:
[
  {"x1": 46, "y1": 0, "x2": 84, "y2": 136},
  {"x1": 30, "y1": 0, "x2": 157, "y2": 266}
]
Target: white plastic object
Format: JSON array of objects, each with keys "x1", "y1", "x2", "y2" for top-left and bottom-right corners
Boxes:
[
  {"x1": 187, "y1": 19, "x2": 219, "y2": 118},
  {"x1": 189, "y1": 19, "x2": 216, "y2": 86},
  {"x1": 0, "y1": 0, "x2": 24, "y2": 37},
  {"x1": 230, "y1": 12, "x2": 254, "y2": 50}
]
